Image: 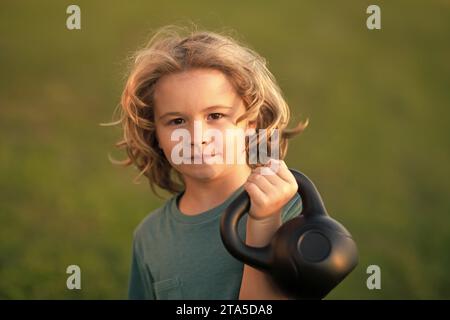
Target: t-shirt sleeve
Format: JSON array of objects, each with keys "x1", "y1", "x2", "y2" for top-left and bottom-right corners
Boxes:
[
  {"x1": 128, "y1": 234, "x2": 156, "y2": 300},
  {"x1": 281, "y1": 193, "x2": 303, "y2": 224}
]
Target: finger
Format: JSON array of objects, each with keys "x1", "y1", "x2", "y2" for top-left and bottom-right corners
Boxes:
[
  {"x1": 253, "y1": 166, "x2": 285, "y2": 187},
  {"x1": 267, "y1": 159, "x2": 295, "y2": 183},
  {"x1": 244, "y1": 181, "x2": 268, "y2": 207},
  {"x1": 247, "y1": 172, "x2": 277, "y2": 195},
  {"x1": 257, "y1": 159, "x2": 293, "y2": 184}
]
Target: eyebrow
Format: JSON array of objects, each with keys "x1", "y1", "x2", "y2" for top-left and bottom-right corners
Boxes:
[{"x1": 158, "y1": 105, "x2": 233, "y2": 121}]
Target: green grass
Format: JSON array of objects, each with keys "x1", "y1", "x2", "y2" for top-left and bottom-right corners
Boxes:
[{"x1": 1, "y1": 0, "x2": 449, "y2": 299}]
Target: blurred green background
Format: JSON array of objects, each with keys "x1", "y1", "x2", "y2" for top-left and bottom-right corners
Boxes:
[{"x1": 1, "y1": 0, "x2": 449, "y2": 299}]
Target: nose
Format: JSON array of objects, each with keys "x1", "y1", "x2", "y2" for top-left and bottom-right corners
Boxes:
[
  {"x1": 187, "y1": 120, "x2": 212, "y2": 155},
  {"x1": 191, "y1": 141, "x2": 208, "y2": 154}
]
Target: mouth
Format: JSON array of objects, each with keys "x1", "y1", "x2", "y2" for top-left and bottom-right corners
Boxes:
[{"x1": 185, "y1": 152, "x2": 221, "y2": 162}]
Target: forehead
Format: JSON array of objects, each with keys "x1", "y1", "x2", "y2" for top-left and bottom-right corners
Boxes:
[{"x1": 153, "y1": 68, "x2": 241, "y2": 113}]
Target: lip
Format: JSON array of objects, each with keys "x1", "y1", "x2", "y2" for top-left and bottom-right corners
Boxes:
[{"x1": 185, "y1": 153, "x2": 222, "y2": 162}]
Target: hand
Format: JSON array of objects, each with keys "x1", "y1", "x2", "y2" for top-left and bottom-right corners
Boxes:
[{"x1": 244, "y1": 159, "x2": 298, "y2": 221}]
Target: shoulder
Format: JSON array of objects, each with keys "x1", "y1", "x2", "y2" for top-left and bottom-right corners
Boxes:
[{"x1": 132, "y1": 195, "x2": 176, "y2": 246}]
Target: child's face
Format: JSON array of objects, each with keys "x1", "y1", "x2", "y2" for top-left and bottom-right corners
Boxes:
[{"x1": 153, "y1": 68, "x2": 253, "y2": 182}]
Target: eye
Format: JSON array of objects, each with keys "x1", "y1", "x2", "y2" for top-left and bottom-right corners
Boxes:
[
  {"x1": 167, "y1": 118, "x2": 185, "y2": 126},
  {"x1": 208, "y1": 113, "x2": 225, "y2": 120}
]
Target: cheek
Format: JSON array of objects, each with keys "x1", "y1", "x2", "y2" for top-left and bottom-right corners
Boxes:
[
  {"x1": 155, "y1": 127, "x2": 173, "y2": 152},
  {"x1": 155, "y1": 127, "x2": 190, "y2": 165},
  {"x1": 216, "y1": 126, "x2": 248, "y2": 157}
]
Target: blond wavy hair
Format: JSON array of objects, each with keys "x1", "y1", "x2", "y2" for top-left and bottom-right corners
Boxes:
[{"x1": 101, "y1": 25, "x2": 309, "y2": 198}]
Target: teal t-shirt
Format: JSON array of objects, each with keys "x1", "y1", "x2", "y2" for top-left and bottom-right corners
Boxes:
[{"x1": 128, "y1": 183, "x2": 303, "y2": 300}]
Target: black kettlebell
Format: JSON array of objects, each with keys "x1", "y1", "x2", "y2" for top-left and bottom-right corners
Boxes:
[{"x1": 220, "y1": 168, "x2": 358, "y2": 299}]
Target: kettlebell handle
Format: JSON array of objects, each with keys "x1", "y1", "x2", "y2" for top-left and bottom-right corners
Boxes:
[{"x1": 220, "y1": 168, "x2": 329, "y2": 271}]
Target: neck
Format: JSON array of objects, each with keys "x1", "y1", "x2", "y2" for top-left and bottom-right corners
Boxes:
[{"x1": 178, "y1": 165, "x2": 252, "y2": 216}]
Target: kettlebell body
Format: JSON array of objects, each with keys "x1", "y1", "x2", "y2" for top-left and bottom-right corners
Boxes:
[{"x1": 220, "y1": 168, "x2": 358, "y2": 299}]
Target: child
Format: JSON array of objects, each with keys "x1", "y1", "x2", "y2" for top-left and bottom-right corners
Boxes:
[{"x1": 109, "y1": 26, "x2": 308, "y2": 299}]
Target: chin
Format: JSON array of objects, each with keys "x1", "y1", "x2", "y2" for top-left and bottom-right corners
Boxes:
[{"x1": 179, "y1": 163, "x2": 225, "y2": 181}]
